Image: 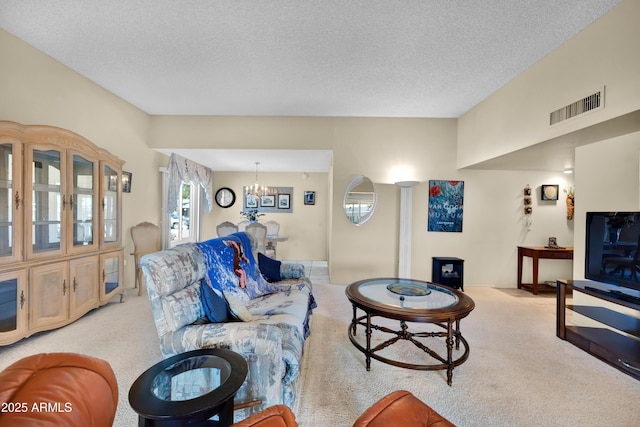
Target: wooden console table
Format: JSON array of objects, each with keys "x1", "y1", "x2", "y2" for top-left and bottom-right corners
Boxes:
[{"x1": 517, "y1": 246, "x2": 573, "y2": 294}]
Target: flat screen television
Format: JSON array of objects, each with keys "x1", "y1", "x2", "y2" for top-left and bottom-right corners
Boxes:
[{"x1": 585, "y1": 211, "x2": 640, "y2": 292}]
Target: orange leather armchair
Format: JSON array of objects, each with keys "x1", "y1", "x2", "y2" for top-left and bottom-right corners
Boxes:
[
  {"x1": 353, "y1": 390, "x2": 455, "y2": 427},
  {"x1": 0, "y1": 353, "x2": 118, "y2": 427},
  {"x1": 231, "y1": 390, "x2": 454, "y2": 427},
  {"x1": 231, "y1": 404, "x2": 298, "y2": 427}
]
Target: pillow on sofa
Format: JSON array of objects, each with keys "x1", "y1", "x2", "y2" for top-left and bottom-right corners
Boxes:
[
  {"x1": 223, "y1": 291, "x2": 254, "y2": 322},
  {"x1": 200, "y1": 278, "x2": 232, "y2": 323},
  {"x1": 280, "y1": 262, "x2": 305, "y2": 279},
  {"x1": 258, "y1": 252, "x2": 282, "y2": 282}
]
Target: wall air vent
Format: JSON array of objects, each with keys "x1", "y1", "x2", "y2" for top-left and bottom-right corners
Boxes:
[{"x1": 550, "y1": 88, "x2": 604, "y2": 125}]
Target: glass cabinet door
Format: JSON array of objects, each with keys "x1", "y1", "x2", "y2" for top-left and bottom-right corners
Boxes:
[
  {"x1": 0, "y1": 270, "x2": 27, "y2": 345},
  {"x1": 100, "y1": 251, "x2": 123, "y2": 301},
  {"x1": 101, "y1": 164, "x2": 120, "y2": 247},
  {"x1": 29, "y1": 149, "x2": 63, "y2": 258},
  {"x1": 0, "y1": 142, "x2": 22, "y2": 264},
  {"x1": 69, "y1": 153, "x2": 97, "y2": 252}
]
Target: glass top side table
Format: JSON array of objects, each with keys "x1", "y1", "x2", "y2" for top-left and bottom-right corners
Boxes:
[{"x1": 129, "y1": 348, "x2": 248, "y2": 426}]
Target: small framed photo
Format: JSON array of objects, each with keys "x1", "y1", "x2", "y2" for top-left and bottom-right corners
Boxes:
[
  {"x1": 304, "y1": 191, "x2": 316, "y2": 205},
  {"x1": 541, "y1": 184, "x2": 559, "y2": 201},
  {"x1": 260, "y1": 195, "x2": 275, "y2": 207},
  {"x1": 121, "y1": 171, "x2": 132, "y2": 193},
  {"x1": 278, "y1": 193, "x2": 290, "y2": 209},
  {"x1": 548, "y1": 237, "x2": 558, "y2": 248},
  {"x1": 245, "y1": 194, "x2": 258, "y2": 208}
]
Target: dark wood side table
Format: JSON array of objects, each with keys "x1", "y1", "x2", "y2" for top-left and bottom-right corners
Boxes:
[
  {"x1": 517, "y1": 246, "x2": 573, "y2": 294},
  {"x1": 129, "y1": 348, "x2": 248, "y2": 427}
]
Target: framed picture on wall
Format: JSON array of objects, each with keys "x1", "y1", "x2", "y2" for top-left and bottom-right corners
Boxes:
[
  {"x1": 121, "y1": 171, "x2": 132, "y2": 193},
  {"x1": 245, "y1": 194, "x2": 258, "y2": 208},
  {"x1": 304, "y1": 191, "x2": 316, "y2": 205},
  {"x1": 278, "y1": 193, "x2": 290, "y2": 209},
  {"x1": 261, "y1": 195, "x2": 275, "y2": 207}
]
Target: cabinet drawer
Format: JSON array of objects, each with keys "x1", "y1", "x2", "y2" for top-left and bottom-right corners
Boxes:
[{"x1": 543, "y1": 251, "x2": 573, "y2": 259}]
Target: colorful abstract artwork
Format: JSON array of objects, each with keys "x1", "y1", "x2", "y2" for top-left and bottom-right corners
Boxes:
[{"x1": 428, "y1": 180, "x2": 464, "y2": 232}]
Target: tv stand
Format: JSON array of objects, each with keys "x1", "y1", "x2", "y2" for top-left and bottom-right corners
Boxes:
[{"x1": 557, "y1": 279, "x2": 640, "y2": 380}]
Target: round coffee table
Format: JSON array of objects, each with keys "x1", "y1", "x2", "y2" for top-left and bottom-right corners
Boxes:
[
  {"x1": 346, "y1": 278, "x2": 475, "y2": 385},
  {"x1": 129, "y1": 348, "x2": 248, "y2": 426}
]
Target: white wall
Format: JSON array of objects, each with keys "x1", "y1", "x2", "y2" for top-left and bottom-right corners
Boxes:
[{"x1": 573, "y1": 132, "x2": 640, "y2": 279}]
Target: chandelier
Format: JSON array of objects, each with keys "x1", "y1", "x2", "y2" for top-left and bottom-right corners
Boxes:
[{"x1": 245, "y1": 162, "x2": 273, "y2": 197}]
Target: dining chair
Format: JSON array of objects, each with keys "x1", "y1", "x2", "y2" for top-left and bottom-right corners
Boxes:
[
  {"x1": 216, "y1": 221, "x2": 239, "y2": 237},
  {"x1": 237, "y1": 220, "x2": 249, "y2": 232},
  {"x1": 263, "y1": 220, "x2": 280, "y2": 258},
  {"x1": 264, "y1": 220, "x2": 280, "y2": 236},
  {"x1": 245, "y1": 222, "x2": 276, "y2": 258},
  {"x1": 130, "y1": 222, "x2": 161, "y2": 296}
]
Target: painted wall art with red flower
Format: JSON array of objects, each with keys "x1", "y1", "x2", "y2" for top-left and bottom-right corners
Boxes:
[{"x1": 428, "y1": 180, "x2": 464, "y2": 232}]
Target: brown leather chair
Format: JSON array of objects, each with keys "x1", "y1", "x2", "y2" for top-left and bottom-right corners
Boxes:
[
  {"x1": 231, "y1": 390, "x2": 454, "y2": 427},
  {"x1": 231, "y1": 404, "x2": 298, "y2": 427},
  {"x1": 0, "y1": 353, "x2": 118, "y2": 427},
  {"x1": 353, "y1": 390, "x2": 455, "y2": 427}
]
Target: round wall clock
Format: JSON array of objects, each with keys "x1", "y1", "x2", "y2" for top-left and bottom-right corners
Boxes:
[{"x1": 215, "y1": 187, "x2": 236, "y2": 208}]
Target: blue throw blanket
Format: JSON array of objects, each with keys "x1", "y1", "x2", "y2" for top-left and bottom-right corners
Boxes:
[{"x1": 195, "y1": 232, "x2": 279, "y2": 302}]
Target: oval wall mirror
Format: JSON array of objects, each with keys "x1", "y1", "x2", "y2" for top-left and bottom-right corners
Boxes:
[{"x1": 344, "y1": 175, "x2": 377, "y2": 226}]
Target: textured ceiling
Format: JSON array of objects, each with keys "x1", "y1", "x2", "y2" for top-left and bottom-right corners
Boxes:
[
  {"x1": 0, "y1": 0, "x2": 622, "y2": 118},
  {"x1": 0, "y1": 1, "x2": 625, "y2": 173}
]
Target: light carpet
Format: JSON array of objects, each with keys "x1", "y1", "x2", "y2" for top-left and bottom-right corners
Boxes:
[
  {"x1": 1, "y1": 284, "x2": 639, "y2": 426},
  {"x1": 294, "y1": 284, "x2": 640, "y2": 427}
]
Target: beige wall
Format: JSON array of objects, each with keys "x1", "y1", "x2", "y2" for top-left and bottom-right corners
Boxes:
[
  {"x1": 0, "y1": 27, "x2": 580, "y2": 288},
  {"x1": 0, "y1": 30, "x2": 164, "y2": 287},
  {"x1": 4, "y1": 0, "x2": 637, "y2": 290},
  {"x1": 201, "y1": 171, "x2": 329, "y2": 260},
  {"x1": 458, "y1": 0, "x2": 640, "y2": 168}
]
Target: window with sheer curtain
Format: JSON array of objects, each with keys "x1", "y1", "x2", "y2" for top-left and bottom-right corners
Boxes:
[{"x1": 161, "y1": 154, "x2": 213, "y2": 248}]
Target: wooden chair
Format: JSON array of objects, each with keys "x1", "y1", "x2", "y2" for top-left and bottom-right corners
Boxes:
[
  {"x1": 245, "y1": 222, "x2": 275, "y2": 258},
  {"x1": 216, "y1": 221, "x2": 239, "y2": 237},
  {"x1": 264, "y1": 220, "x2": 280, "y2": 236},
  {"x1": 263, "y1": 220, "x2": 280, "y2": 258},
  {"x1": 130, "y1": 222, "x2": 161, "y2": 296}
]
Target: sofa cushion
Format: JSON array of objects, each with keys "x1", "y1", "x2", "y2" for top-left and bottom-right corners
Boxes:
[
  {"x1": 141, "y1": 244, "x2": 206, "y2": 297},
  {"x1": 280, "y1": 263, "x2": 305, "y2": 280},
  {"x1": 161, "y1": 283, "x2": 204, "y2": 332},
  {"x1": 224, "y1": 291, "x2": 254, "y2": 322},
  {"x1": 201, "y1": 277, "x2": 232, "y2": 323},
  {"x1": 258, "y1": 253, "x2": 282, "y2": 282}
]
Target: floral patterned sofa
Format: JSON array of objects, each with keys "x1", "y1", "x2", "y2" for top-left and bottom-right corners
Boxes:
[{"x1": 140, "y1": 232, "x2": 315, "y2": 420}]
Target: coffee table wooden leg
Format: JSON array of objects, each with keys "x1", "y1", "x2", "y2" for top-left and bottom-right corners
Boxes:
[
  {"x1": 446, "y1": 320, "x2": 454, "y2": 386},
  {"x1": 351, "y1": 305, "x2": 357, "y2": 335},
  {"x1": 365, "y1": 312, "x2": 372, "y2": 371}
]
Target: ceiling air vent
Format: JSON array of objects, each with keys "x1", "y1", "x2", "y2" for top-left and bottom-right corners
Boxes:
[{"x1": 550, "y1": 88, "x2": 603, "y2": 125}]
